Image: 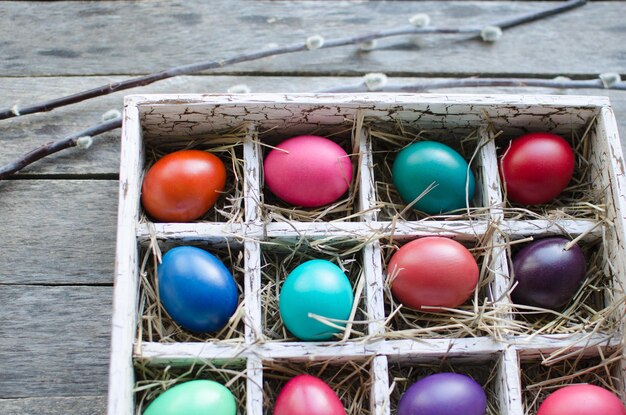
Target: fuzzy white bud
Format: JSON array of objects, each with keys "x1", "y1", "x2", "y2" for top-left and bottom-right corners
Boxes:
[
  {"x1": 364, "y1": 72, "x2": 388, "y2": 91},
  {"x1": 553, "y1": 76, "x2": 571, "y2": 83},
  {"x1": 76, "y1": 136, "x2": 93, "y2": 149},
  {"x1": 10, "y1": 104, "x2": 20, "y2": 116},
  {"x1": 305, "y1": 35, "x2": 325, "y2": 50},
  {"x1": 359, "y1": 39, "x2": 378, "y2": 52},
  {"x1": 599, "y1": 72, "x2": 621, "y2": 88},
  {"x1": 480, "y1": 26, "x2": 502, "y2": 42},
  {"x1": 101, "y1": 109, "x2": 121, "y2": 122},
  {"x1": 409, "y1": 13, "x2": 431, "y2": 28},
  {"x1": 227, "y1": 84, "x2": 251, "y2": 94}
]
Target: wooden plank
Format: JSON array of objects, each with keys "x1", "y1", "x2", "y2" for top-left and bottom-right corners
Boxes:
[
  {"x1": 0, "y1": 396, "x2": 106, "y2": 415},
  {"x1": 0, "y1": 285, "x2": 111, "y2": 398},
  {"x1": 1, "y1": 1, "x2": 624, "y2": 77},
  {"x1": 0, "y1": 180, "x2": 117, "y2": 284},
  {"x1": 2, "y1": 76, "x2": 626, "y2": 176}
]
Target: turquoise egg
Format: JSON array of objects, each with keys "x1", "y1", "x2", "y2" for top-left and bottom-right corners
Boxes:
[
  {"x1": 143, "y1": 379, "x2": 236, "y2": 415},
  {"x1": 392, "y1": 141, "x2": 476, "y2": 214},
  {"x1": 279, "y1": 259, "x2": 354, "y2": 341}
]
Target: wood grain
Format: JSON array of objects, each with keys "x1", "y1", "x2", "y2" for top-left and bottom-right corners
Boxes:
[
  {"x1": 2, "y1": 1, "x2": 624, "y2": 77},
  {"x1": 0, "y1": 396, "x2": 105, "y2": 415},
  {"x1": 0, "y1": 285, "x2": 111, "y2": 398},
  {"x1": 2, "y1": 76, "x2": 626, "y2": 176},
  {"x1": 0, "y1": 180, "x2": 117, "y2": 284}
]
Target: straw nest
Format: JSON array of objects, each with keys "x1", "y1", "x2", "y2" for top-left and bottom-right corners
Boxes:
[
  {"x1": 134, "y1": 359, "x2": 248, "y2": 415},
  {"x1": 497, "y1": 118, "x2": 604, "y2": 221},
  {"x1": 369, "y1": 121, "x2": 486, "y2": 222},
  {"x1": 521, "y1": 348, "x2": 624, "y2": 414},
  {"x1": 141, "y1": 124, "x2": 248, "y2": 224},
  {"x1": 387, "y1": 356, "x2": 501, "y2": 415},
  {"x1": 137, "y1": 237, "x2": 247, "y2": 343},
  {"x1": 262, "y1": 357, "x2": 374, "y2": 415},
  {"x1": 260, "y1": 236, "x2": 369, "y2": 342},
  {"x1": 258, "y1": 122, "x2": 366, "y2": 223},
  {"x1": 379, "y1": 227, "x2": 500, "y2": 340},
  {"x1": 502, "y1": 234, "x2": 625, "y2": 338}
]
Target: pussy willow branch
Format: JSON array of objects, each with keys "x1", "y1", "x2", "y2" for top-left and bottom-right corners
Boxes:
[
  {"x1": 0, "y1": 117, "x2": 121, "y2": 179},
  {"x1": 0, "y1": 0, "x2": 586, "y2": 121},
  {"x1": 1, "y1": 74, "x2": 624, "y2": 180}
]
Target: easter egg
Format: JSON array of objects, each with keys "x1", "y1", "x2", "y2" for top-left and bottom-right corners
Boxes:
[
  {"x1": 141, "y1": 149, "x2": 227, "y2": 222},
  {"x1": 392, "y1": 141, "x2": 475, "y2": 214},
  {"x1": 158, "y1": 246, "x2": 238, "y2": 333},
  {"x1": 537, "y1": 384, "x2": 626, "y2": 415},
  {"x1": 388, "y1": 237, "x2": 479, "y2": 310},
  {"x1": 511, "y1": 237, "x2": 586, "y2": 310},
  {"x1": 397, "y1": 373, "x2": 487, "y2": 415},
  {"x1": 263, "y1": 135, "x2": 353, "y2": 207},
  {"x1": 143, "y1": 379, "x2": 236, "y2": 415},
  {"x1": 499, "y1": 132, "x2": 575, "y2": 205},
  {"x1": 273, "y1": 374, "x2": 346, "y2": 415},
  {"x1": 279, "y1": 259, "x2": 354, "y2": 341}
]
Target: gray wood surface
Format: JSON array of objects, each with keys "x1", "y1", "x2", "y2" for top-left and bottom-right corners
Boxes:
[
  {"x1": 0, "y1": 180, "x2": 117, "y2": 284},
  {"x1": 1, "y1": 0, "x2": 625, "y2": 413},
  {"x1": 0, "y1": 285, "x2": 111, "y2": 398},
  {"x1": 0, "y1": 396, "x2": 106, "y2": 415},
  {"x1": 2, "y1": 1, "x2": 625, "y2": 77}
]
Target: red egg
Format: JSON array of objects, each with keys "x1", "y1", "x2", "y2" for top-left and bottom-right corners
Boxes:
[
  {"x1": 273, "y1": 374, "x2": 346, "y2": 415},
  {"x1": 499, "y1": 132, "x2": 575, "y2": 205},
  {"x1": 537, "y1": 384, "x2": 626, "y2": 415},
  {"x1": 388, "y1": 237, "x2": 479, "y2": 310}
]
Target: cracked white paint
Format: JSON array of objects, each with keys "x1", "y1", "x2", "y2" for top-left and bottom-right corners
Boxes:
[{"x1": 111, "y1": 93, "x2": 626, "y2": 415}]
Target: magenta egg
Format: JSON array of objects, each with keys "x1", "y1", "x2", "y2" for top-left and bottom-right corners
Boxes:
[
  {"x1": 397, "y1": 372, "x2": 487, "y2": 415},
  {"x1": 273, "y1": 374, "x2": 346, "y2": 415},
  {"x1": 263, "y1": 135, "x2": 353, "y2": 207},
  {"x1": 511, "y1": 237, "x2": 586, "y2": 310}
]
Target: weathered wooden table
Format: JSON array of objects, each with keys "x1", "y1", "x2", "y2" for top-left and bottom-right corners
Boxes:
[{"x1": 1, "y1": 1, "x2": 625, "y2": 414}]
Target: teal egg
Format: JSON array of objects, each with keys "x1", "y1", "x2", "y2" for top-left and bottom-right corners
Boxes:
[
  {"x1": 392, "y1": 141, "x2": 476, "y2": 214},
  {"x1": 143, "y1": 380, "x2": 236, "y2": 415},
  {"x1": 279, "y1": 259, "x2": 354, "y2": 341}
]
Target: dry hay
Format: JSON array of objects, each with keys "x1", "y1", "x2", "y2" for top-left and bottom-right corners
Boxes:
[
  {"x1": 134, "y1": 359, "x2": 248, "y2": 415},
  {"x1": 257, "y1": 119, "x2": 367, "y2": 223},
  {"x1": 379, "y1": 226, "x2": 501, "y2": 340},
  {"x1": 387, "y1": 355, "x2": 501, "y2": 415},
  {"x1": 141, "y1": 124, "x2": 248, "y2": 224},
  {"x1": 137, "y1": 237, "x2": 247, "y2": 343},
  {"x1": 498, "y1": 118, "x2": 604, "y2": 221},
  {"x1": 520, "y1": 348, "x2": 624, "y2": 414},
  {"x1": 369, "y1": 121, "x2": 486, "y2": 222},
  {"x1": 260, "y1": 236, "x2": 370, "y2": 342},
  {"x1": 262, "y1": 357, "x2": 374, "y2": 415},
  {"x1": 502, "y1": 233, "x2": 625, "y2": 338}
]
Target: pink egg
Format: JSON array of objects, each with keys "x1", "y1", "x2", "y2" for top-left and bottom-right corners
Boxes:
[
  {"x1": 264, "y1": 135, "x2": 353, "y2": 207},
  {"x1": 273, "y1": 374, "x2": 347, "y2": 415}
]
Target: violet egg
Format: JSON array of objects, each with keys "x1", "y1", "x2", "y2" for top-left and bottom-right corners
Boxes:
[
  {"x1": 397, "y1": 372, "x2": 487, "y2": 415},
  {"x1": 511, "y1": 237, "x2": 586, "y2": 310}
]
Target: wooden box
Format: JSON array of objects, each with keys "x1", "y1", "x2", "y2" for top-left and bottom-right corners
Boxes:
[{"x1": 110, "y1": 93, "x2": 626, "y2": 414}]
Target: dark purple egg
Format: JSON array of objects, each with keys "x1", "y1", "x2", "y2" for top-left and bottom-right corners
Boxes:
[
  {"x1": 397, "y1": 372, "x2": 487, "y2": 415},
  {"x1": 511, "y1": 237, "x2": 586, "y2": 310}
]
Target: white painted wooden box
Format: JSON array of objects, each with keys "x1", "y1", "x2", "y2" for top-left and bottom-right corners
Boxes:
[{"x1": 110, "y1": 93, "x2": 626, "y2": 414}]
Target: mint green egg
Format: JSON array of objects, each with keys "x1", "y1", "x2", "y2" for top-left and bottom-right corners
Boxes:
[
  {"x1": 279, "y1": 259, "x2": 354, "y2": 341},
  {"x1": 392, "y1": 141, "x2": 475, "y2": 214},
  {"x1": 143, "y1": 380, "x2": 236, "y2": 415}
]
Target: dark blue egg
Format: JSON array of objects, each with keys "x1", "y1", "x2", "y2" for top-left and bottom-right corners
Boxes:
[{"x1": 158, "y1": 246, "x2": 238, "y2": 333}]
